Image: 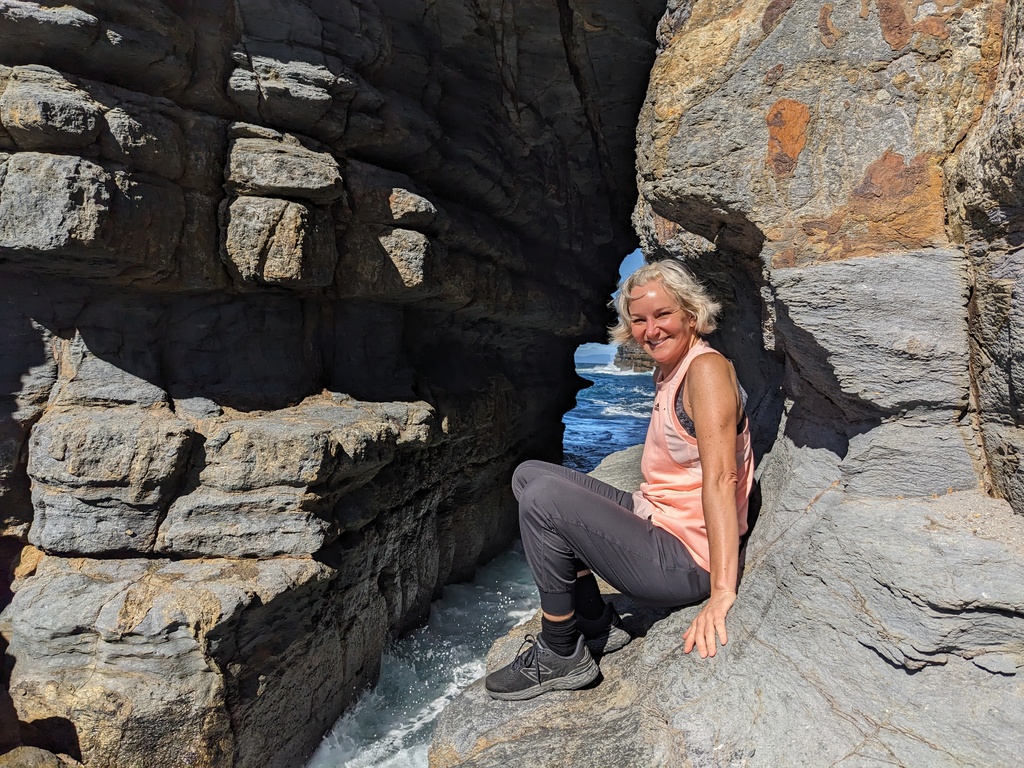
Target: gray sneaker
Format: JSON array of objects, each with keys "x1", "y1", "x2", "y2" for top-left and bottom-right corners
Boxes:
[
  {"x1": 577, "y1": 603, "x2": 632, "y2": 656},
  {"x1": 485, "y1": 633, "x2": 599, "y2": 701}
]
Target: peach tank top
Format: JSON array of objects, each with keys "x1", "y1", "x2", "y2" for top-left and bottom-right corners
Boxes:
[{"x1": 631, "y1": 341, "x2": 754, "y2": 572}]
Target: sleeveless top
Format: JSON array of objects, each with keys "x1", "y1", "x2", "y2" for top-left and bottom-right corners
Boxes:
[{"x1": 631, "y1": 340, "x2": 755, "y2": 572}]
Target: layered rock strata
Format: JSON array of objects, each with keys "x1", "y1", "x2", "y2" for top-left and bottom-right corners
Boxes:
[
  {"x1": 0, "y1": 1, "x2": 664, "y2": 766},
  {"x1": 432, "y1": 447, "x2": 1024, "y2": 767},
  {"x1": 435, "y1": 0, "x2": 1024, "y2": 764}
]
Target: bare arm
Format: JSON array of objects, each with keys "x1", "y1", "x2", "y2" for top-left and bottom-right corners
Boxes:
[{"x1": 681, "y1": 353, "x2": 743, "y2": 658}]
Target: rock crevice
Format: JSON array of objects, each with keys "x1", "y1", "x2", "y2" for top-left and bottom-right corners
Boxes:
[{"x1": 0, "y1": 1, "x2": 664, "y2": 765}]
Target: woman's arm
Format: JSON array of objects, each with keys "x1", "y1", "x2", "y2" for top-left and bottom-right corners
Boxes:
[{"x1": 681, "y1": 353, "x2": 742, "y2": 658}]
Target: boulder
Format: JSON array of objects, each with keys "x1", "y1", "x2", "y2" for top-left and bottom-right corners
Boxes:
[
  {"x1": 225, "y1": 136, "x2": 343, "y2": 203},
  {"x1": 0, "y1": 65, "x2": 102, "y2": 151},
  {"x1": 2, "y1": 555, "x2": 340, "y2": 768},
  {"x1": 221, "y1": 195, "x2": 338, "y2": 288},
  {"x1": 26, "y1": 407, "x2": 192, "y2": 555},
  {"x1": 0, "y1": 152, "x2": 185, "y2": 280}
]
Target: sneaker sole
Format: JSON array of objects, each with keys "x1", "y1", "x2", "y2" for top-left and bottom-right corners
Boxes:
[
  {"x1": 584, "y1": 625, "x2": 632, "y2": 656},
  {"x1": 486, "y1": 658, "x2": 600, "y2": 701}
]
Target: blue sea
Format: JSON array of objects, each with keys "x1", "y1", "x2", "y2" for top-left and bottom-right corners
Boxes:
[
  {"x1": 307, "y1": 364, "x2": 653, "y2": 767},
  {"x1": 564, "y1": 364, "x2": 655, "y2": 472}
]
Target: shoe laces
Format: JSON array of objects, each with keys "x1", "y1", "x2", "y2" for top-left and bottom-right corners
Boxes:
[{"x1": 512, "y1": 634, "x2": 543, "y2": 680}]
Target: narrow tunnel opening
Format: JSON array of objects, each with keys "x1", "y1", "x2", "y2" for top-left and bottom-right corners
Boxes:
[{"x1": 565, "y1": 249, "x2": 654, "y2": 474}]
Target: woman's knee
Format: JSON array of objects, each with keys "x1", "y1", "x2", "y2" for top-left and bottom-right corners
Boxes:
[
  {"x1": 517, "y1": 474, "x2": 564, "y2": 526},
  {"x1": 512, "y1": 459, "x2": 554, "y2": 500}
]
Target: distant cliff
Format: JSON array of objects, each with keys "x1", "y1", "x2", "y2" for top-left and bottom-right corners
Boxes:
[{"x1": 612, "y1": 340, "x2": 654, "y2": 372}]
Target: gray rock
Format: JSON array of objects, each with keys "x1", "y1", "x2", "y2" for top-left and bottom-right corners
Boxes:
[
  {"x1": 45, "y1": 331, "x2": 167, "y2": 409},
  {"x1": 156, "y1": 486, "x2": 328, "y2": 558},
  {"x1": 3, "y1": 555, "x2": 339, "y2": 768},
  {"x1": 26, "y1": 407, "x2": 192, "y2": 554},
  {"x1": 345, "y1": 159, "x2": 442, "y2": 231},
  {"x1": 0, "y1": 152, "x2": 185, "y2": 280},
  {"x1": 337, "y1": 224, "x2": 446, "y2": 302},
  {"x1": 229, "y1": 44, "x2": 333, "y2": 128},
  {"x1": 947, "y1": 0, "x2": 1024, "y2": 513},
  {"x1": 225, "y1": 137, "x2": 343, "y2": 203},
  {"x1": 0, "y1": 1, "x2": 193, "y2": 97},
  {"x1": 589, "y1": 444, "x2": 644, "y2": 492},
  {"x1": 221, "y1": 195, "x2": 338, "y2": 288},
  {"x1": 772, "y1": 250, "x2": 970, "y2": 422},
  {"x1": 100, "y1": 104, "x2": 185, "y2": 180},
  {"x1": 841, "y1": 422, "x2": 979, "y2": 498},
  {"x1": 0, "y1": 152, "x2": 111, "y2": 253},
  {"x1": 432, "y1": 441, "x2": 1024, "y2": 767},
  {"x1": 0, "y1": 65, "x2": 102, "y2": 150},
  {"x1": 0, "y1": 746, "x2": 81, "y2": 767},
  {"x1": 0, "y1": 297, "x2": 57, "y2": 537}
]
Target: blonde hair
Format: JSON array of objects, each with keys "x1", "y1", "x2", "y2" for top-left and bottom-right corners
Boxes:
[{"x1": 609, "y1": 259, "x2": 721, "y2": 344}]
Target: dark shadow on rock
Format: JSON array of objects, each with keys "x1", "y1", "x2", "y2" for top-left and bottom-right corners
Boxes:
[
  {"x1": 772, "y1": 299, "x2": 885, "y2": 457},
  {"x1": 3, "y1": 273, "x2": 424, "y2": 418},
  {"x1": 18, "y1": 718, "x2": 81, "y2": 763},
  {"x1": 607, "y1": 593, "x2": 673, "y2": 640}
]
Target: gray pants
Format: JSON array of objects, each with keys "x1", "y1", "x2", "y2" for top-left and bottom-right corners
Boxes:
[{"x1": 513, "y1": 460, "x2": 711, "y2": 616}]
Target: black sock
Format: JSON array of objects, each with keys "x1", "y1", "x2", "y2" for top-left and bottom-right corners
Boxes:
[
  {"x1": 573, "y1": 573, "x2": 606, "y2": 621},
  {"x1": 541, "y1": 615, "x2": 579, "y2": 657}
]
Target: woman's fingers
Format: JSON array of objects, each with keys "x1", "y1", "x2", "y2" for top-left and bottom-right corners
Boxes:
[{"x1": 683, "y1": 598, "x2": 732, "y2": 658}]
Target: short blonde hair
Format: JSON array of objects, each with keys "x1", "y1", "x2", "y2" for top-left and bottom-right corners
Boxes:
[{"x1": 609, "y1": 259, "x2": 721, "y2": 344}]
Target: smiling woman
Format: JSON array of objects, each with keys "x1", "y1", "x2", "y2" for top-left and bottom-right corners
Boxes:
[{"x1": 482, "y1": 259, "x2": 756, "y2": 702}]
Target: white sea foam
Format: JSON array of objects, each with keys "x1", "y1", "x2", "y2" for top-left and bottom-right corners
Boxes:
[
  {"x1": 600, "y1": 403, "x2": 652, "y2": 419},
  {"x1": 306, "y1": 543, "x2": 538, "y2": 768},
  {"x1": 577, "y1": 363, "x2": 652, "y2": 377}
]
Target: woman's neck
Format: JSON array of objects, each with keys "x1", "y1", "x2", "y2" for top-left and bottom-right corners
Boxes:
[{"x1": 656, "y1": 336, "x2": 703, "y2": 379}]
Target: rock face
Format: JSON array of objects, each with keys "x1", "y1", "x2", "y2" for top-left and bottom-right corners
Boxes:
[
  {"x1": 0, "y1": 1, "x2": 664, "y2": 766},
  {"x1": 612, "y1": 339, "x2": 655, "y2": 372},
  {"x1": 432, "y1": 448, "x2": 1024, "y2": 767},
  {"x1": 433, "y1": 0, "x2": 1024, "y2": 765}
]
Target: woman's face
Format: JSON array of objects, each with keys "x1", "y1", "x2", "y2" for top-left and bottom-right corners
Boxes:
[{"x1": 628, "y1": 280, "x2": 698, "y2": 372}]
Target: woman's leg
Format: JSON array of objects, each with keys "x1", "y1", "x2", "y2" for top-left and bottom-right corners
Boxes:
[
  {"x1": 512, "y1": 459, "x2": 635, "y2": 509},
  {"x1": 517, "y1": 471, "x2": 710, "y2": 614},
  {"x1": 513, "y1": 460, "x2": 636, "y2": 613}
]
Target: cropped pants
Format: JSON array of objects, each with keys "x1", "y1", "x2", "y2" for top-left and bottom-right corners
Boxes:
[{"x1": 513, "y1": 459, "x2": 711, "y2": 617}]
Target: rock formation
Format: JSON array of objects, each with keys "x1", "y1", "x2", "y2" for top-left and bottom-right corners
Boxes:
[
  {"x1": 433, "y1": 0, "x2": 1024, "y2": 765},
  {"x1": 612, "y1": 339, "x2": 655, "y2": 372},
  {"x1": 0, "y1": 1, "x2": 665, "y2": 766}
]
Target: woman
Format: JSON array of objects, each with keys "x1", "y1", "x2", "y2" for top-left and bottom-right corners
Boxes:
[{"x1": 486, "y1": 259, "x2": 755, "y2": 701}]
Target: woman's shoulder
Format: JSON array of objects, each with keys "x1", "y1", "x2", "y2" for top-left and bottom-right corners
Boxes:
[{"x1": 686, "y1": 346, "x2": 732, "y2": 378}]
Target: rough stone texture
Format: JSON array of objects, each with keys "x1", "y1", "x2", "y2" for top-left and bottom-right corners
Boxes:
[
  {"x1": 0, "y1": 1, "x2": 663, "y2": 766},
  {"x1": 612, "y1": 339, "x2": 654, "y2": 372},
  {"x1": 435, "y1": 1, "x2": 1024, "y2": 765},
  {"x1": 948, "y1": 0, "x2": 1024, "y2": 513},
  {"x1": 27, "y1": 407, "x2": 192, "y2": 555},
  {"x1": 2, "y1": 555, "x2": 340, "y2": 768},
  {"x1": 432, "y1": 442, "x2": 1024, "y2": 768}
]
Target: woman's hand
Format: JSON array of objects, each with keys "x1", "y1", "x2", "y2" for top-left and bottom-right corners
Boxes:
[{"x1": 683, "y1": 588, "x2": 736, "y2": 658}]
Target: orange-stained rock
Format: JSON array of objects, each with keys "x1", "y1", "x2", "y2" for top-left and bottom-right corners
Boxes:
[
  {"x1": 765, "y1": 98, "x2": 810, "y2": 177},
  {"x1": 637, "y1": 0, "x2": 1004, "y2": 267},
  {"x1": 771, "y1": 149, "x2": 947, "y2": 267}
]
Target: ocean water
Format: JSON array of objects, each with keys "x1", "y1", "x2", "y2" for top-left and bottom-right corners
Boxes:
[
  {"x1": 563, "y1": 364, "x2": 655, "y2": 472},
  {"x1": 306, "y1": 365, "x2": 654, "y2": 767}
]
